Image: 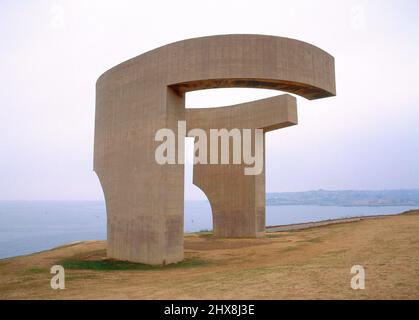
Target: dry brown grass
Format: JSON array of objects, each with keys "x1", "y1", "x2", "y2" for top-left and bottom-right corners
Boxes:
[{"x1": 1, "y1": 211, "x2": 418, "y2": 300}]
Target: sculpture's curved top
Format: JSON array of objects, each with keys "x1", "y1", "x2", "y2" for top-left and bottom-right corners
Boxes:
[{"x1": 97, "y1": 34, "x2": 336, "y2": 100}]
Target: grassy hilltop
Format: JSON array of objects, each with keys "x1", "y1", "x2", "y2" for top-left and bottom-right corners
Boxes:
[{"x1": 1, "y1": 211, "x2": 418, "y2": 299}]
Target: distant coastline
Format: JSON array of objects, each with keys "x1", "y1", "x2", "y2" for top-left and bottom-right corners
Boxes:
[
  {"x1": 266, "y1": 189, "x2": 419, "y2": 207},
  {"x1": 266, "y1": 209, "x2": 419, "y2": 232}
]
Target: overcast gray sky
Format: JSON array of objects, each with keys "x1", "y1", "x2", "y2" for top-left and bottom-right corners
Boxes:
[{"x1": 0, "y1": 0, "x2": 418, "y2": 201}]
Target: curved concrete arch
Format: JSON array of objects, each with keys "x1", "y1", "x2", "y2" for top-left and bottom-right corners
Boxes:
[
  {"x1": 94, "y1": 34, "x2": 336, "y2": 264},
  {"x1": 97, "y1": 34, "x2": 335, "y2": 99}
]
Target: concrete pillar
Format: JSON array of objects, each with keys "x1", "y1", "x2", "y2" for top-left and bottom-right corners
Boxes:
[{"x1": 186, "y1": 94, "x2": 298, "y2": 237}]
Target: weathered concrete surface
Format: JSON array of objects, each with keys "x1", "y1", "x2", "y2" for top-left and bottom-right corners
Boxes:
[
  {"x1": 94, "y1": 34, "x2": 336, "y2": 264},
  {"x1": 186, "y1": 94, "x2": 297, "y2": 238}
]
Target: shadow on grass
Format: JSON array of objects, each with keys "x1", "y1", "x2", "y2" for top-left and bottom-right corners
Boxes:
[
  {"x1": 266, "y1": 233, "x2": 283, "y2": 239},
  {"x1": 58, "y1": 257, "x2": 210, "y2": 271}
]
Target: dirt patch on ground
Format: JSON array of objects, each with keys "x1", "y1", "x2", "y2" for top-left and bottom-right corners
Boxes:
[{"x1": 1, "y1": 211, "x2": 418, "y2": 299}]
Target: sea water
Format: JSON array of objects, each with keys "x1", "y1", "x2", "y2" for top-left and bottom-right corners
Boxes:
[{"x1": 0, "y1": 201, "x2": 417, "y2": 259}]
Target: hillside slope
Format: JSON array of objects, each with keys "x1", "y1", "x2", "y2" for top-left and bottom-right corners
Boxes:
[{"x1": 1, "y1": 211, "x2": 418, "y2": 299}]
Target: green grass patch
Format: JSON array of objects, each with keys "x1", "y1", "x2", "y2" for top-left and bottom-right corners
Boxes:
[
  {"x1": 58, "y1": 257, "x2": 210, "y2": 271},
  {"x1": 23, "y1": 267, "x2": 48, "y2": 274}
]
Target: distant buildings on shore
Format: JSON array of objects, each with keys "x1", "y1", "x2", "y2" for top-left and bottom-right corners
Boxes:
[{"x1": 266, "y1": 189, "x2": 419, "y2": 207}]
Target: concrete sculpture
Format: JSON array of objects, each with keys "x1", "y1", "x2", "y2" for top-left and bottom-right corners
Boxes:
[{"x1": 94, "y1": 34, "x2": 336, "y2": 264}]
